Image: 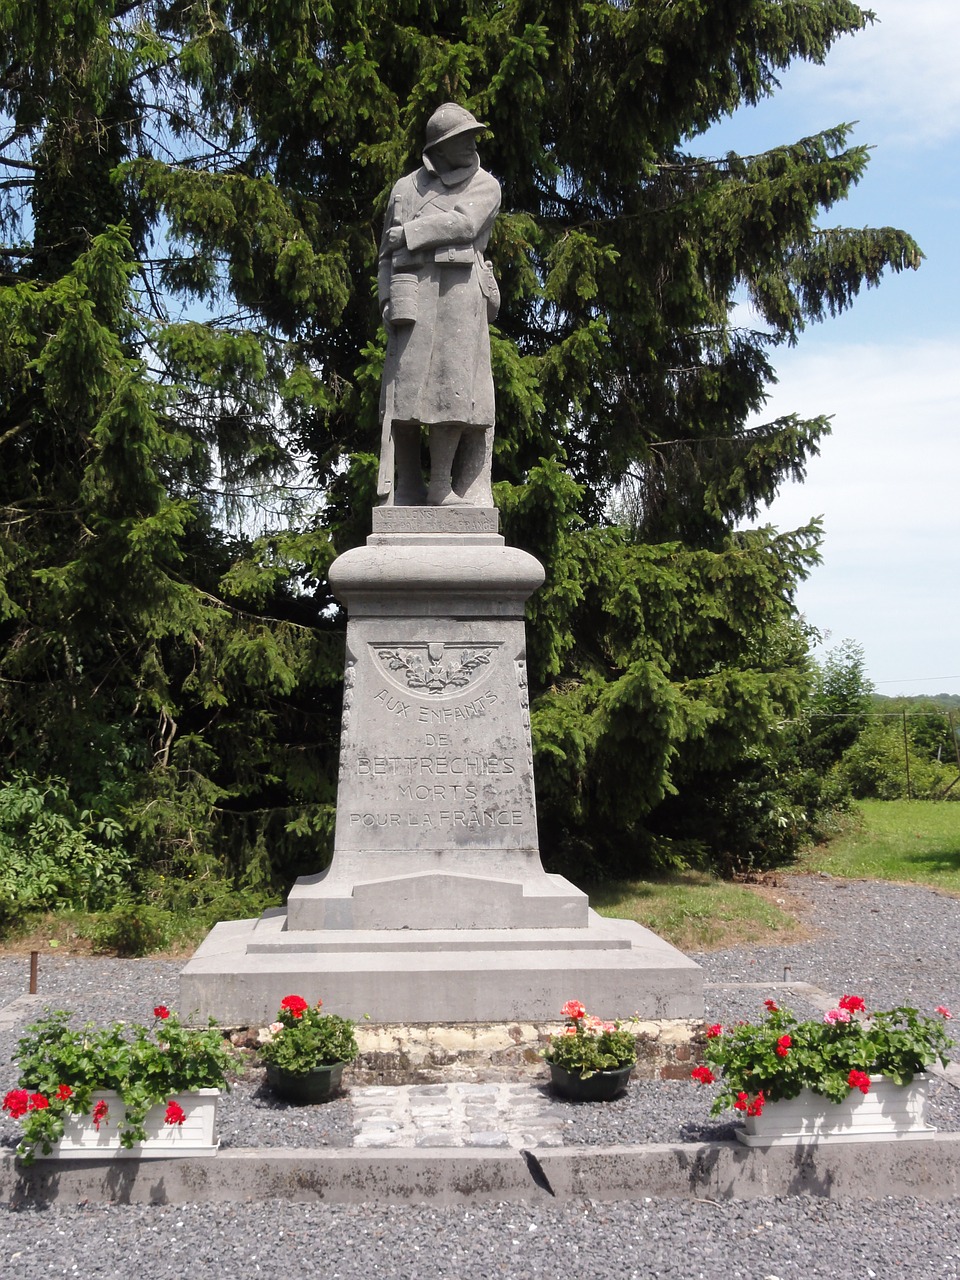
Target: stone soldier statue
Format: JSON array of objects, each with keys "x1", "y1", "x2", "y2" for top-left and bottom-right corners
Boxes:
[{"x1": 377, "y1": 103, "x2": 501, "y2": 507}]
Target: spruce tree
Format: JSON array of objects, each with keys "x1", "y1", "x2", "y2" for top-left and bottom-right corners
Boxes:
[{"x1": 1, "y1": 1, "x2": 921, "y2": 894}]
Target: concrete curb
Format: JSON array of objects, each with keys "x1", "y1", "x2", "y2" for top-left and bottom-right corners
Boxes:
[{"x1": 5, "y1": 1135, "x2": 960, "y2": 1206}]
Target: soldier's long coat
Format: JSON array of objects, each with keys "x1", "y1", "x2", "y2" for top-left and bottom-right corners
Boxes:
[{"x1": 378, "y1": 154, "x2": 500, "y2": 427}]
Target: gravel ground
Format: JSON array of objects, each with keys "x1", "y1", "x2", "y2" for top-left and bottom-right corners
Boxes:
[{"x1": 3, "y1": 873, "x2": 960, "y2": 1277}]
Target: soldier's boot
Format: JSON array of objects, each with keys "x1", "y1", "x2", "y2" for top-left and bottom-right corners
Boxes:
[
  {"x1": 426, "y1": 424, "x2": 467, "y2": 505},
  {"x1": 453, "y1": 428, "x2": 494, "y2": 507},
  {"x1": 392, "y1": 422, "x2": 428, "y2": 505}
]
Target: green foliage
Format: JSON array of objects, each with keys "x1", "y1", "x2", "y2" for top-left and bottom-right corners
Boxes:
[
  {"x1": 710, "y1": 638, "x2": 874, "y2": 866},
  {"x1": 701, "y1": 997, "x2": 954, "y2": 1115},
  {"x1": 1, "y1": 2, "x2": 922, "y2": 894},
  {"x1": 0, "y1": 772, "x2": 131, "y2": 921},
  {"x1": 837, "y1": 717, "x2": 959, "y2": 801},
  {"x1": 529, "y1": 529, "x2": 820, "y2": 872},
  {"x1": 804, "y1": 640, "x2": 874, "y2": 768},
  {"x1": 85, "y1": 903, "x2": 174, "y2": 957},
  {"x1": 6, "y1": 1007, "x2": 235, "y2": 1162},
  {"x1": 257, "y1": 995, "x2": 359, "y2": 1072},
  {"x1": 541, "y1": 1002, "x2": 638, "y2": 1080}
]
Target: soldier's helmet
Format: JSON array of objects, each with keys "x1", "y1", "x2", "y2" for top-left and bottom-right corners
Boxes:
[{"x1": 423, "y1": 103, "x2": 488, "y2": 150}]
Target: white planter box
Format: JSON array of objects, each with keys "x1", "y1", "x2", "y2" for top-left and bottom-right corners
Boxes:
[
  {"x1": 737, "y1": 1073, "x2": 936, "y2": 1147},
  {"x1": 48, "y1": 1089, "x2": 220, "y2": 1159}
]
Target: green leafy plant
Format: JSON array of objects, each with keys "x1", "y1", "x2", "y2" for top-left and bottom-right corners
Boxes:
[
  {"x1": 3, "y1": 1005, "x2": 236, "y2": 1162},
  {"x1": 541, "y1": 1000, "x2": 638, "y2": 1080},
  {"x1": 257, "y1": 994, "x2": 359, "y2": 1074},
  {"x1": 0, "y1": 773, "x2": 132, "y2": 923},
  {"x1": 693, "y1": 996, "x2": 954, "y2": 1117}
]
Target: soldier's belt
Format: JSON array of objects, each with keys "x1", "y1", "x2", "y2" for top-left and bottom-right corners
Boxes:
[{"x1": 392, "y1": 244, "x2": 476, "y2": 268}]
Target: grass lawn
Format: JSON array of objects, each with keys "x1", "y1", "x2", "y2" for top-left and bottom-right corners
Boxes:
[
  {"x1": 586, "y1": 801, "x2": 960, "y2": 951},
  {"x1": 797, "y1": 799, "x2": 960, "y2": 893},
  {"x1": 586, "y1": 871, "x2": 809, "y2": 953}
]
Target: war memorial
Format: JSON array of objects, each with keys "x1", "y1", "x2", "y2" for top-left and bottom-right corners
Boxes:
[{"x1": 180, "y1": 103, "x2": 702, "y2": 1030}]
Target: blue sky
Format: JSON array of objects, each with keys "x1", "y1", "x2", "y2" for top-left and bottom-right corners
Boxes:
[{"x1": 700, "y1": 0, "x2": 959, "y2": 696}]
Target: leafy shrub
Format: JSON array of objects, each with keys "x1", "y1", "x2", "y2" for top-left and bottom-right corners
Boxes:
[
  {"x1": 87, "y1": 903, "x2": 173, "y2": 955},
  {"x1": 0, "y1": 772, "x2": 131, "y2": 922},
  {"x1": 837, "y1": 720, "x2": 958, "y2": 800}
]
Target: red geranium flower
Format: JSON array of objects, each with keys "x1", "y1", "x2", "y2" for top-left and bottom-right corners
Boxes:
[
  {"x1": 691, "y1": 1065, "x2": 715, "y2": 1085},
  {"x1": 746, "y1": 1091, "x2": 765, "y2": 1117},
  {"x1": 56, "y1": 1084, "x2": 73, "y2": 1101},
  {"x1": 28, "y1": 1093, "x2": 49, "y2": 1111},
  {"x1": 2, "y1": 1089, "x2": 29, "y2": 1119},
  {"x1": 936, "y1": 1006, "x2": 953, "y2": 1020},
  {"x1": 705, "y1": 1023, "x2": 723, "y2": 1038},
  {"x1": 560, "y1": 999, "x2": 586, "y2": 1021},
  {"x1": 92, "y1": 1099, "x2": 109, "y2": 1131},
  {"x1": 847, "y1": 1069, "x2": 871, "y2": 1095},
  {"x1": 838, "y1": 994, "x2": 866, "y2": 1013},
  {"x1": 164, "y1": 1100, "x2": 186, "y2": 1127},
  {"x1": 280, "y1": 994, "x2": 309, "y2": 1019},
  {"x1": 733, "y1": 1092, "x2": 749, "y2": 1112},
  {"x1": 775, "y1": 1034, "x2": 792, "y2": 1057},
  {"x1": 153, "y1": 1005, "x2": 170, "y2": 1020},
  {"x1": 764, "y1": 999, "x2": 778, "y2": 1012}
]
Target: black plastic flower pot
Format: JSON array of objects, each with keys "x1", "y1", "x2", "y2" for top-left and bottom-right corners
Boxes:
[
  {"x1": 265, "y1": 1061, "x2": 346, "y2": 1104},
  {"x1": 548, "y1": 1063, "x2": 633, "y2": 1101}
]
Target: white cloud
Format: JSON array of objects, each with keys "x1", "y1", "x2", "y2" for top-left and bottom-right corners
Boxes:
[
  {"x1": 789, "y1": 0, "x2": 960, "y2": 148},
  {"x1": 752, "y1": 335, "x2": 960, "y2": 690}
]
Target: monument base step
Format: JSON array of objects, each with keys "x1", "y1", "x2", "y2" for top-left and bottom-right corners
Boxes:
[{"x1": 179, "y1": 909, "x2": 703, "y2": 1027}]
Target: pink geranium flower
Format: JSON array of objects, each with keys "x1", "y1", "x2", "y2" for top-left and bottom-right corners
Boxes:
[{"x1": 824, "y1": 1008, "x2": 851, "y2": 1025}]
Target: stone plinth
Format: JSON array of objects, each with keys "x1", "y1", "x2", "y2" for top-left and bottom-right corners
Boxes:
[
  {"x1": 181, "y1": 909, "x2": 703, "y2": 1025},
  {"x1": 180, "y1": 509, "x2": 703, "y2": 1027}
]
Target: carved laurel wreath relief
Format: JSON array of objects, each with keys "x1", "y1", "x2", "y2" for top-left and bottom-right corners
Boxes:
[{"x1": 371, "y1": 642, "x2": 499, "y2": 697}]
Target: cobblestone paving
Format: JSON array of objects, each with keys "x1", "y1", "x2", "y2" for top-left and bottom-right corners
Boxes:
[{"x1": 351, "y1": 1082, "x2": 567, "y2": 1148}]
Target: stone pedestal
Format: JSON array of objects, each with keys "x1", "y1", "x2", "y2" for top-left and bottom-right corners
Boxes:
[{"x1": 180, "y1": 508, "x2": 702, "y2": 1026}]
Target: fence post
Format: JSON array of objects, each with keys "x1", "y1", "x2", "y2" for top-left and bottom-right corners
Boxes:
[{"x1": 902, "y1": 710, "x2": 912, "y2": 799}]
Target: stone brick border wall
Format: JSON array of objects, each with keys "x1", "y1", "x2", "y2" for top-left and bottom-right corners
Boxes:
[{"x1": 349, "y1": 1020, "x2": 703, "y2": 1085}]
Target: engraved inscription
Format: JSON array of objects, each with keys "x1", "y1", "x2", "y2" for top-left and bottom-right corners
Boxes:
[
  {"x1": 349, "y1": 810, "x2": 523, "y2": 829},
  {"x1": 372, "y1": 687, "x2": 499, "y2": 722},
  {"x1": 357, "y1": 754, "x2": 515, "y2": 778},
  {"x1": 372, "y1": 506, "x2": 498, "y2": 534},
  {"x1": 348, "y1": 721, "x2": 528, "y2": 838}
]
